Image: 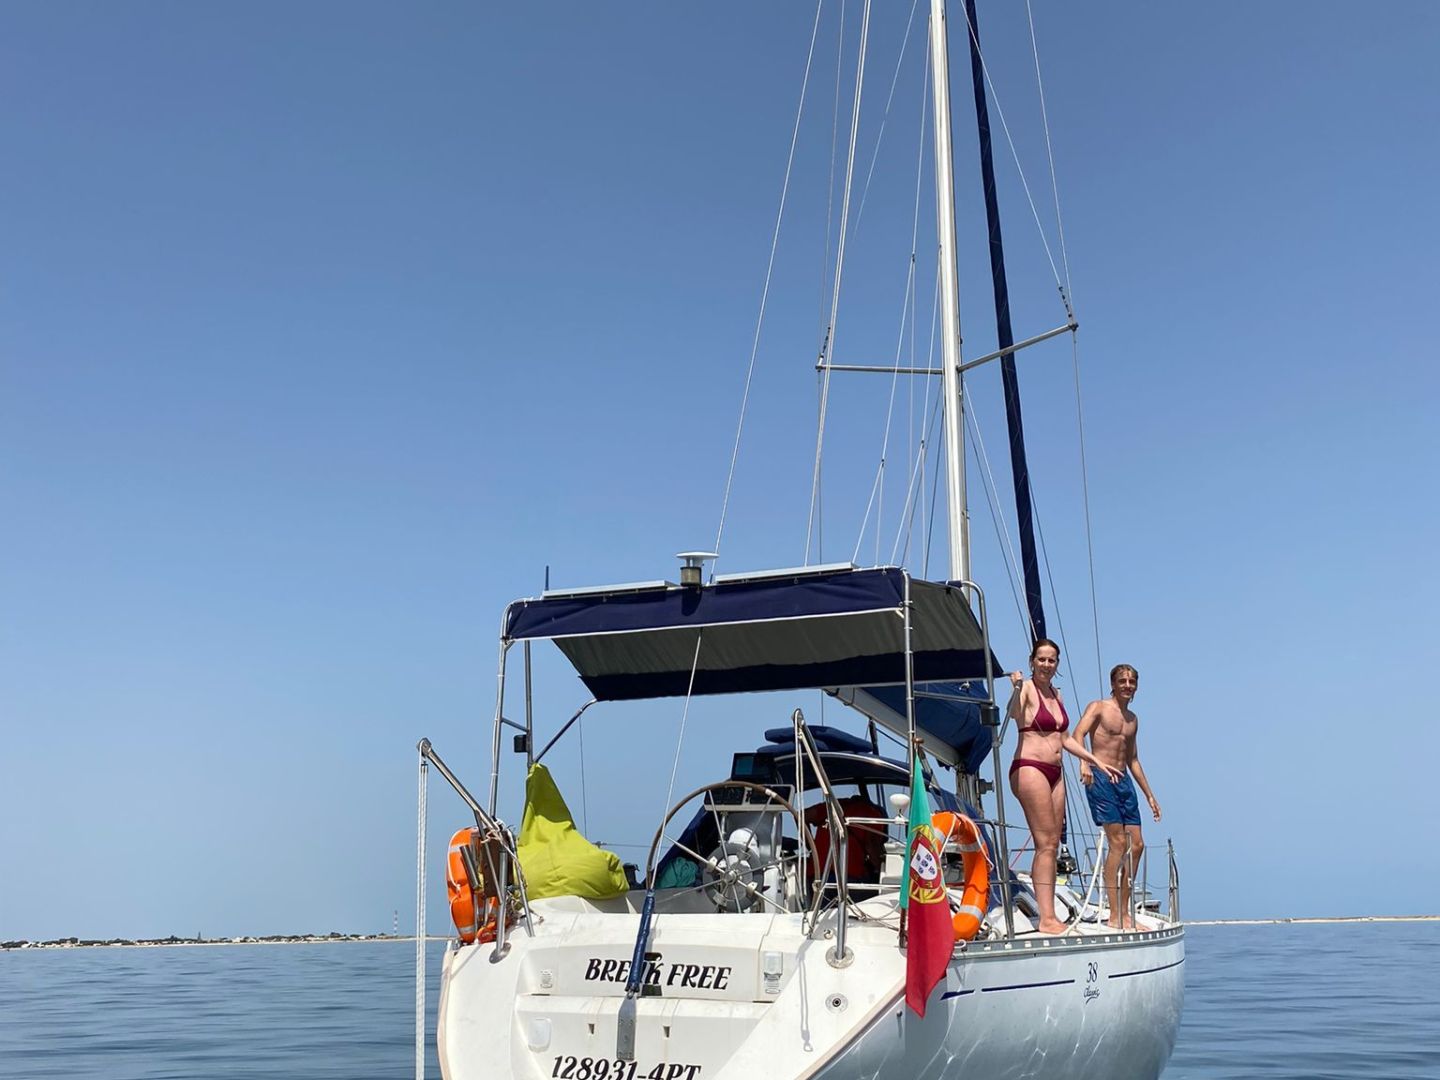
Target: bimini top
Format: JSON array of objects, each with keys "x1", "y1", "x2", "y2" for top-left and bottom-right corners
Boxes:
[{"x1": 504, "y1": 565, "x2": 1001, "y2": 766}]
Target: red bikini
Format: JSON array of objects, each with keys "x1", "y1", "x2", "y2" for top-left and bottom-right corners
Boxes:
[
  {"x1": 1027, "y1": 694, "x2": 1069, "y2": 735},
  {"x1": 1009, "y1": 690, "x2": 1069, "y2": 789}
]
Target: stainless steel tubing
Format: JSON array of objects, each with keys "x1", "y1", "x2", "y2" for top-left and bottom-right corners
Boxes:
[
  {"x1": 418, "y1": 739, "x2": 496, "y2": 834},
  {"x1": 535, "y1": 699, "x2": 598, "y2": 764},
  {"x1": 490, "y1": 841, "x2": 511, "y2": 960},
  {"x1": 1125, "y1": 835, "x2": 1134, "y2": 924},
  {"x1": 488, "y1": 629, "x2": 513, "y2": 816},
  {"x1": 958, "y1": 579, "x2": 1014, "y2": 940},
  {"x1": 792, "y1": 708, "x2": 807, "y2": 910},
  {"x1": 957, "y1": 322, "x2": 1078, "y2": 373},
  {"x1": 523, "y1": 640, "x2": 534, "y2": 768},
  {"x1": 1167, "y1": 840, "x2": 1181, "y2": 922},
  {"x1": 458, "y1": 842, "x2": 483, "y2": 939},
  {"x1": 795, "y1": 718, "x2": 850, "y2": 965},
  {"x1": 419, "y1": 738, "x2": 534, "y2": 937}
]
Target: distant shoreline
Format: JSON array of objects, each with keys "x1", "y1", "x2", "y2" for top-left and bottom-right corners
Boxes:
[
  {"x1": 8, "y1": 914, "x2": 1438, "y2": 949},
  {"x1": 1186, "y1": 915, "x2": 1440, "y2": 926},
  {"x1": 1, "y1": 934, "x2": 453, "y2": 951}
]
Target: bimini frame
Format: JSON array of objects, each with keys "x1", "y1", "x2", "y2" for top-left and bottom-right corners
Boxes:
[{"x1": 480, "y1": 562, "x2": 1017, "y2": 941}]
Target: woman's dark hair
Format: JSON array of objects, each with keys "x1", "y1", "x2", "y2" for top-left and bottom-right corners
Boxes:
[{"x1": 1029, "y1": 637, "x2": 1060, "y2": 662}]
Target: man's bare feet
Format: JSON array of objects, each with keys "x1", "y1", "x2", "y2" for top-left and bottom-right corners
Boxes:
[
  {"x1": 1038, "y1": 919, "x2": 1068, "y2": 935},
  {"x1": 1104, "y1": 919, "x2": 1124, "y2": 930}
]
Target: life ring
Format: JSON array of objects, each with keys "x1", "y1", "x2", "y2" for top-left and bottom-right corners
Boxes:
[
  {"x1": 931, "y1": 811, "x2": 990, "y2": 941},
  {"x1": 446, "y1": 827, "x2": 503, "y2": 944}
]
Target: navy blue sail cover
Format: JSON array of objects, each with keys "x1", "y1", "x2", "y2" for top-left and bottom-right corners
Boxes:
[{"x1": 503, "y1": 566, "x2": 1002, "y2": 768}]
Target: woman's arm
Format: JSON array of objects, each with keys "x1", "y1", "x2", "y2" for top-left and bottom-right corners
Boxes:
[{"x1": 1006, "y1": 671, "x2": 1029, "y2": 724}]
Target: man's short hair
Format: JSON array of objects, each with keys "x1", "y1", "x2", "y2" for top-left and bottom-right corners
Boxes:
[{"x1": 1109, "y1": 663, "x2": 1138, "y2": 686}]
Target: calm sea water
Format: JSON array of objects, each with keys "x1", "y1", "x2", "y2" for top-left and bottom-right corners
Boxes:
[{"x1": 1, "y1": 922, "x2": 1436, "y2": 1078}]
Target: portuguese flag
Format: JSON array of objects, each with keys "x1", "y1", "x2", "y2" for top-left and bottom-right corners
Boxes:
[{"x1": 901, "y1": 755, "x2": 955, "y2": 1017}]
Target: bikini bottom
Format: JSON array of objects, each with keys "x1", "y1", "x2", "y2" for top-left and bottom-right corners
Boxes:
[{"x1": 1009, "y1": 757, "x2": 1063, "y2": 789}]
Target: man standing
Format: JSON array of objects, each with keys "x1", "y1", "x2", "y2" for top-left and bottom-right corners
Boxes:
[{"x1": 1069, "y1": 664, "x2": 1162, "y2": 930}]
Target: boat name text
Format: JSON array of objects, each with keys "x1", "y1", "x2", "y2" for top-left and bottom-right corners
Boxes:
[{"x1": 583, "y1": 956, "x2": 731, "y2": 991}]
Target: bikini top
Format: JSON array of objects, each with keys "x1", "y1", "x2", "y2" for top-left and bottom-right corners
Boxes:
[{"x1": 1024, "y1": 690, "x2": 1069, "y2": 735}]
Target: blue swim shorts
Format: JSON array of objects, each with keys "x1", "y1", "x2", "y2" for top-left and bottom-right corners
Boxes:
[{"x1": 1085, "y1": 770, "x2": 1141, "y2": 827}]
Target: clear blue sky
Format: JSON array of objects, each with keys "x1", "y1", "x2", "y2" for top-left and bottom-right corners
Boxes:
[{"x1": 3, "y1": 2, "x2": 1436, "y2": 939}]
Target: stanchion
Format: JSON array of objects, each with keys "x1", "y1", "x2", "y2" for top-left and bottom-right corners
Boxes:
[{"x1": 416, "y1": 744, "x2": 429, "y2": 1080}]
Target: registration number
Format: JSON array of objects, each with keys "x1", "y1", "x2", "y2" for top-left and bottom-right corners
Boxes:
[{"x1": 551, "y1": 1057, "x2": 701, "y2": 1080}]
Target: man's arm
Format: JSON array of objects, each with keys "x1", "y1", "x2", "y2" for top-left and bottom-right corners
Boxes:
[
  {"x1": 1068, "y1": 700, "x2": 1101, "y2": 785},
  {"x1": 1128, "y1": 716, "x2": 1161, "y2": 821},
  {"x1": 1064, "y1": 702, "x2": 1121, "y2": 783}
]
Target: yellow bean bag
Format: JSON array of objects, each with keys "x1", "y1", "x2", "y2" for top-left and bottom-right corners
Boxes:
[{"x1": 517, "y1": 763, "x2": 629, "y2": 900}]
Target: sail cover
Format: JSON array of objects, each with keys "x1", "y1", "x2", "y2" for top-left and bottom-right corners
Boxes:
[{"x1": 504, "y1": 565, "x2": 1000, "y2": 709}]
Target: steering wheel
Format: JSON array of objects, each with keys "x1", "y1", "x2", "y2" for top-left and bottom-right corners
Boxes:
[{"x1": 644, "y1": 781, "x2": 820, "y2": 914}]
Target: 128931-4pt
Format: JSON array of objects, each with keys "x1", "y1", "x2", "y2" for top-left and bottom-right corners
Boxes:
[{"x1": 551, "y1": 1057, "x2": 701, "y2": 1080}]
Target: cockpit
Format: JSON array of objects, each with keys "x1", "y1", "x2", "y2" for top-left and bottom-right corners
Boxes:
[{"x1": 649, "y1": 725, "x2": 978, "y2": 916}]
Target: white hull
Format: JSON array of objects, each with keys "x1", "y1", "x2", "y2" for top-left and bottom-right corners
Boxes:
[{"x1": 437, "y1": 896, "x2": 1183, "y2": 1080}]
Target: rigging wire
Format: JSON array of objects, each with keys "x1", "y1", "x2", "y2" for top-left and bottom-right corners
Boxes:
[
  {"x1": 921, "y1": 395, "x2": 944, "y2": 579},
  {"x1": 852, "y1": 0, "x2": 924, "y2": 232},
  {"x1": 956, "y1": 2, "x2": 1067, "y2": 307},
  {"x1": 946, "y1": 3, "x2": 1105, "y2": 861},
  {"x1": 917, "y1": 271, "x2": 935, "y2": 573},
  {"x1": 806, "y1": 0, "x2": 874, "y2": 564},
  {"x1": 896, "y1": 267, "x2": 941, "y2": 575},
  {"x1": 1024, "y1": 0, "x2": 1075, "y2": 310},
  {"x1": 902, "y1": 42, "x2": 932, "y2": 569},
  {"x1": 1023, "y1": 473, "x2": 1099, "y2": 859},
  {"x1": 852, "y1": 452, "x2": 889, "y2": 567},
  {"x1": 655, "y1": 632, "x2": 707, "y2": 865},
  {"x1": 890, "y1": 270, "x2": 940, "y2": 566},
  {"x1": 1029, "y1": 485, "x2": 1071, "y2": 694},
  {"x1": 891, "y1": 391, "x2": 942, "y2": 568},
  {"x1": 851, "y1": 267, "x2": 916, "y2": 567},
  {"x1": 852, "y1": 31, "x2": 931, "y2": 567},
  {"x1": 982, "y1": 380, "x2": 1103, "y2": 862},
  {"x1": 1071, "y1": 331, "x2": 1105, "y2": 695},
  {"x1": 964, "y1": 404, "x2": 1033, "y2": 640},
  {"x1": 1002, "y1": 341, "x2": 1101, "y2": 867},
  {"x1": 891, "y1": 41, "x2": 933, "y2": 571},
  {"x1": 902, "y1": 233, "x2": 916, "y2": 561},
  {"x1": 711, "y1": 1, "x2": 828, "y2": 568},
  {"x1": 811, "y1": 0, "x2": 847, "y2": 565},
  {"x1": 1022, "y1": 2, "x2": 1102, "y2": 701},
  {"x1": 909, "y1": 73, "x2": 937, "y2": 573},
  {"x1": 820, "y1": 0, "x2": 845, "y2": 343}
]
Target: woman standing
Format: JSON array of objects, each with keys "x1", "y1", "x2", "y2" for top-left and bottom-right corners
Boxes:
[{"x1": 1008, "y1": 639, "x2": 1120, "y2": 933}]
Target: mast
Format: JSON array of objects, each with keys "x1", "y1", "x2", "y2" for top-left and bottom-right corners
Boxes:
[
  {"x1": 963, "y1": 0, "x2": 1047, "y2": 641},
  {"x1": 928, "y1": 0, "x2": 969, "y2": 583}
]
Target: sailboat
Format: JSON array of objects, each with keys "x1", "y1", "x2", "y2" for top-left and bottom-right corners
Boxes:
[{"x1": 418, "y1": 2, "x2": 1184, "y2": 1077}]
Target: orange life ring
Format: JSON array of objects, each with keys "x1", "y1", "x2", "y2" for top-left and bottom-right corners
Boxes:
[
  {"x1": 446, "y1": 827, "x2": 502, "y2": 944},
  {"x1": 931, "y1": 811, "x2": 990, "y2": 941}
]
